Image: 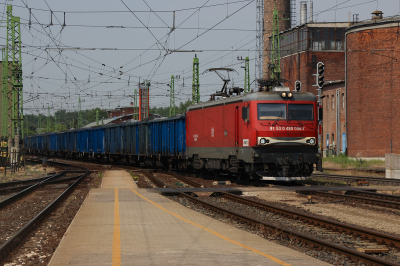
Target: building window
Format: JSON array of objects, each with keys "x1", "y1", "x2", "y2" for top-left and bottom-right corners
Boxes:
[
  {"x1": 332, "y1": 95, "x2": 335, "y2": 110},
  {"x1": 342, "y1": 93, "x2": 345, "y2": 109},
  {"x1": 309, "y1": 27, "x2": 345, "y2": 51},
  {"x1": 326, "y1": 96, "x2": 329, "y2": 110}
]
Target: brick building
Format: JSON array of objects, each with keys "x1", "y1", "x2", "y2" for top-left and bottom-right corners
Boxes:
[
  {"x1": 108, "y1": 106, "x2": 138, "y2": 118},
  {"x1": 269, "y1": 22, "x2": 348, "y2": 94},
  {"x1": 346, "y1": 15, "x2": 400, "y2": 157},
  {"x1": 321, "y1": 81, "x2": 346, "y2": 156}
]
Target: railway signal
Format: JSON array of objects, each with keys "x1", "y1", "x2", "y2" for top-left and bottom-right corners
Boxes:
[
  {"x1": 317, "y1": 62, "x2": 325, "y2": 88},
  {"x1": 295, "y1": 80, "x2": 301, "y2": 91}
]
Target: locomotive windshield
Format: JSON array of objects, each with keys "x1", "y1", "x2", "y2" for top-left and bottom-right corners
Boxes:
[
  {"x1": 288, "y1": 104, "x2": 313, "y2": 121},
  {"x1": 257, "y1": 103, "x2": 314, "y2": 121},
  {"x1": 258, "y1": 104, "x2": 286, "y2": 120}
]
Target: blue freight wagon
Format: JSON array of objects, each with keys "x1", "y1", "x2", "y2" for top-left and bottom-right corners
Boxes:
[
  {"x1": 25, "y1": 115, "x2": 186, "y2": 170},
  {"x1": 148, "y1": 115, "x2": 186, "y2": 157}
]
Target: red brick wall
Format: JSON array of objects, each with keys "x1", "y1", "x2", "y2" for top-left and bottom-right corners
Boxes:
[
  {"x1": 281, "y1": 51, "x2": 345, "y2": 94},
  {"x1": 263, "y1": 0, "x2": 291, "y2": 78},
  {"x1": 321, "y1": 83, "x2": 346, "y2": 154},
  {"x1": 346, "y1": 23, "x2": 400, "y2": 157},
  {"x1": 108, "y1": 107, "x2": 138, "y2": 118}
]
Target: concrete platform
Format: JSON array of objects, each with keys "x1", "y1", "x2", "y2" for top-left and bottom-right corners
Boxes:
[{"x1": 49, "y1": 170, "x2": 330, "y2": 266}]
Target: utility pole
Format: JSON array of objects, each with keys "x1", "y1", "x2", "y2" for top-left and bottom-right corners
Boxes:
[
  {"x1": 170, "y1": 75, "x2": 175, "y2": 116},
  {"x1": 1, "y1": 48, "x2": 8, "y2": 138},
  {"x1": 238, "y1": 56, "x2": 251, "y2": 93},
  {"x1": 314, "y1": 62, "x2": 325, "y2": 171},
  {"x1": 78, "y1": 96, "x2": 82, "y2": 128},
  {"x1": 138, "y1": 80, "x2": 150, "y2": 121},
  {"x1": 256, "y1": 0, "x2": 264, "y2": 82},
  {"x1": 192, "y1": 55, "x2": 200, "y2": 104},
  {"x1": 134, "y1": 89, "x2": 138, "y2": 120},
  {"x1": 47, "y1": 105, "x2": 50, "y2": 132},
  {"x1": 54, "y1": 108, "x2": 57, "y2": 131},
  {"x1": 38, "y1": 114, "x2": 41, "y2": 132},
  {"x1": 96, "y1": 108, "x2": 99, "y2": 126},
  {"x1": 245, "y1": 57, "x2": 250, "y2": 93},
  {"x1": 1, "y1": 5, "x2": 23, "y2": 139}
]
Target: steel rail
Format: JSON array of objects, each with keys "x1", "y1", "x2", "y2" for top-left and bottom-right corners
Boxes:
[
  {"x1": 312, "y1": 172, "x2": 400, "y2": 184},
  {"x1": 178, "y1": 192, "x2": 399, "y2": 266},
  {"x1": 141, "y1": 170, "x2": 166, "y2": 187},
  {"x1": 323, "y1": 167, "x2": 385, "y2": 173},
  {"x1": 167, "y1": 171, "x2": 203, "y2": 188},
  {"x1": 346, "y1": 191, "x2": 400, "y2": 203},
  {"x1": 221, "y1": 192, "x2": 400, "y2": 248},
  {"x1": 312, "y1": 191, "x2": 400, "y2": 210},
  {"x1": 0, "y1": 174, "x2": 82, "y2": 195},
  {"x1": 0, "y1": 167, "x2": 90, "y2": 262},
  {"x1": 0, "y1": 169, "x2": 68, "y2": 210}
]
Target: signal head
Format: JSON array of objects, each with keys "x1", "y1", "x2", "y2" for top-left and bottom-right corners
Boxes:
[
  {"x1": 318, "y1": 75, "x2": 325, "y2": 88},
  {"x1": 317, "y1": 62, "x2": 325, "y2": 88},
  {"x1": 295, "y1": 81, "x2": 301, "y2": 92},
  {"x1": 317, "y1": 62, "x2": 325, "y2": 75}
]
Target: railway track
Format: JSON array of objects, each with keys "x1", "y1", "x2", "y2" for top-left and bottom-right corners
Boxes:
[
  {"x1": 0, "y1": 160, "x2": 90, "y2": 263},
  {"x1": 144, "y1": 171, "x2": 400, "y2": 265},
  {"x1": 312, "y1": 172, "x2": 400, "y2": 185},
  {"x1": 305, "y1": 190, "x2": 400, "y2": 210}
]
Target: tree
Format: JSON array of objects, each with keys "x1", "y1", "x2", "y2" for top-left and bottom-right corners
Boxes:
[
  {"x1": 150, "y1": 99, "x2": 193, "y2": 117},
  {"x1": 24, "y1": 108, "x2": 108, "y2": 135}
]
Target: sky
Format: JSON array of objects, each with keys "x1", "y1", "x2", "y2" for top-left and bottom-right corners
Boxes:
[{"x1": 0, "y1": 0, "x2": 398, "y2": 116}]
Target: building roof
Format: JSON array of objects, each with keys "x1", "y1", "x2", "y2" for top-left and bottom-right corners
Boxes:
[
  {"x1": 108, "y1": 106, "x2": 137, "y2": 112},
  {"x1": 345, "y1": 16, "x2": 400, "y2": 33},
  {"x1": 268, "y1": 22, "x2": 350, "y2": 38},
  {"x1": 83, "y1": 116, "x2": 120, "y2": 128}
]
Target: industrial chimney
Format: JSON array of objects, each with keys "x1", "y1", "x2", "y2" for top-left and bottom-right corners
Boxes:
[
  {"x1": 309, "y1": 1, "x2": 313, "y2": 22},
  {"x1": 300, "y1": 1, "x2": 307, "y2": 25}
]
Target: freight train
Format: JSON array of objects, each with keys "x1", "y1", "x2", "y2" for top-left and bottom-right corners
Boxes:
[{"x1": 25, "y1": 88, "x2": 320, "y2": 181}]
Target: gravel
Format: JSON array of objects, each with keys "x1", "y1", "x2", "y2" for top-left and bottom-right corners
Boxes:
[
  {"x1": 2, "y1": 171, "x2": 101, "y2": 266},
  {"x1": 245, "y1": 190, "x2": 400, "y2": 236}
]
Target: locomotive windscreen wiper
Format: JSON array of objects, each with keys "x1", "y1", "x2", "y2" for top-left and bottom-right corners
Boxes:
[{"x1": 289, "y1": 111, "x2": 304, "y2": 126}]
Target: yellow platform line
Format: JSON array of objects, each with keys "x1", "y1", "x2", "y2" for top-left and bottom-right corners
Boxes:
[
  {"x1": 112, "y1": 188, "x2": 121, "y2": 266},
  {"x1": 130, "y1": 188, "x2": 291, "y2": 266}
]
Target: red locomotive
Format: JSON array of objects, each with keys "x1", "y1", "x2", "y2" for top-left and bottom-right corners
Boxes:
[{"x1": 185, "y1": 87, "x2": 319, "y2": 181}]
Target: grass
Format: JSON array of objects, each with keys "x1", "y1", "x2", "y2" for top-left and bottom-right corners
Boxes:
[
  {"x1": 96, "y1": 171, "x2": 104, "y2": 187},
  {"x1": 323, "y1": 154, "x2": 385, "y2": 169},
  {"x1": 129, "y1": 171, "x2": 139, "y2": 181}
]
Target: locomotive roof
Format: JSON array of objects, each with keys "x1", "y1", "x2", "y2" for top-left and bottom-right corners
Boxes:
[{"x1": 187, "y1": 91, "x2": 316, "y2": 111}]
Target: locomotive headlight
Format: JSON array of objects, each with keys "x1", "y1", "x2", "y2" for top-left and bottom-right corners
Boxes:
[
  {"x1": 281, "y1": 92, "x2": 287, "y2": 98},
  {"x1": 288, "y1": 92, "x2": 293, "y2": 98},
  {"x1": 308, "y1": 138, "x2": 315, "y2": 145},
  {"x1": 260, "y1": 138, "x2": 267, "y2": 145}
]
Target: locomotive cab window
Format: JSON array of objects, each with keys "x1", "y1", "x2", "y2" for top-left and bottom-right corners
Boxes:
[
  {"x1": 288, "y1": 104, "x2": 314, "y2": 121},
  {"x1": 258, "y1": 103, "x2": 286, "y2": 120}
]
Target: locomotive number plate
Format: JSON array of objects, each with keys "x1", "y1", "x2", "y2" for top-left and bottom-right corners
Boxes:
[{"x1": 270, "y1": 126, "x2": 305, "y2": 131}]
